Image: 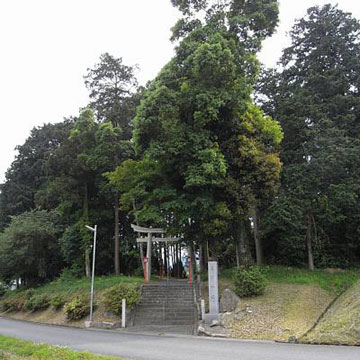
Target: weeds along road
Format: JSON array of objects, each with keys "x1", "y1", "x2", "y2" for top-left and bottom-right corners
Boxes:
[{"x1": 0, "y1": 317, "x2": 359, "y2": 360}]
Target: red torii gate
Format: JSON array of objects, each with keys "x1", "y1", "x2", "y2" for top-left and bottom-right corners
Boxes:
[{"x1": 131, "y1": 224, "x2": 179, "y2": 283}]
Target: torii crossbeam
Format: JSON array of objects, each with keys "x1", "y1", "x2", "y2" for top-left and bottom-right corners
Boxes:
[{"x1": 131, "y1": 224, "x2": 179, "y2": 283}]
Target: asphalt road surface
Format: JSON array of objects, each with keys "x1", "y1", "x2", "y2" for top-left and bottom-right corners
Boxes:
[{"x1": 0, "y1": 317, "x2": 358, "y2": 360}]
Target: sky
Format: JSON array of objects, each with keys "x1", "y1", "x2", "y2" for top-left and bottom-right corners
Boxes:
[{"x1": 0, "y1": 0, "x2": 359, "y2": 183}]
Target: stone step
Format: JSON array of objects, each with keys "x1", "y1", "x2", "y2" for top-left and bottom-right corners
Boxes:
[
  {"x1": 135, "y1": 308, "x2": 196, "y2": 315},
  {"x1": 131, "y1": 282, "x2": 197, "y2": 328},
  {"x1": 142, "y1": 300, "x2": 194, "y2": 302},
  {"x1": 134, "y1": 319, "x2": 195, "y2": 326}
]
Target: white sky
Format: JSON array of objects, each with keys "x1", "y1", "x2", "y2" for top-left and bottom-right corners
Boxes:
[{"x1": 0, "y1": 0, "x2": 359, "y2": 183}]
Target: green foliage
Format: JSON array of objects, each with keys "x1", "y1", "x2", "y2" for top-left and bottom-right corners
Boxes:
[
  {"x1": 24, "y1": 294, "x2": 50, "y2": 312},
  {"x1": 64, "y1": 296, "x2": 91, "y2": 321},
  {"x1": 1, "y1": 295, "x2": 26, "y2": 312},
  {"x1": 109, "y1": 0, "x2": 282, "y2": 251},
  {"x1": 102, "y1": 283, "x2": 140, "y2": 316},
  {"x1": 258, "y1": 4, "x2": 360, "y2": 268},
  {"x1": 0, "y1": 121, "x2": 73, "y2": 230},
  {"x1": 50, "y1": 294, "x2": 66, "y2": 310},
  {"x1": 84, "y1": 52, "x2": 138, "y2": 135},
  {"x1": 264, "y1": 266, "x2": 360, "y2": 295},
  {"x1": 0, "y1": 334, "x2": 119, "y2": 360},
  {"x1": 233, "y1": 266, "x2": 267, "y2": 297},
  {"x1": 0, "y1": 210, "x2": 63, "y2": 285},
  {"x1": 0, "y1": 283, "x2": 5, "y2": 299}
]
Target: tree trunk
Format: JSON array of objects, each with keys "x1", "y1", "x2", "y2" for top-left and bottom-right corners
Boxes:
[
  {"x1": 164, "y1": 243, "x2": 168, "y2": 277},
  {"x1": 114, "y1": 194, "x2": 120, "y2": 275},
  {"x1": 132, "y1": 199, "x2": 144, "y2": 273},
  {"x1": 83, "y1": 182, "x2": 91, "y2": 278},
  {"x1": 253, "y1": 207, "x2": 263, "y2": 265},
  {"x1": 203, "y1": 241, "x2": 209, "y2": 265},
  {"x1": 199, "y1": 245, "x2": 204, "y2": 273},
  {"x1": 85, "y1": 247, "x2": 91, "y2": 278},
  {"x1": 306, "y1": 215, "x2": 315, "y2": 270},
  {"x1": 139, "y1": 244, "x2": 145, "y2": 273},
  {"x1": 188, "y1": 242, "x2": 196, "y2": 283},
  {"x1": 176, "y1": 244, "x2": 180, "y2": 278},
  {"x1": 235, "y1": 239, "x2": 240, "y2": 268},
  {"x1": 235, "y1": 220, "x2": 252, "y2": 266}
]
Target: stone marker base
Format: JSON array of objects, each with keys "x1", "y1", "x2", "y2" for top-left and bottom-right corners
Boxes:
[
  {"x1": 203, "y1": 313, "x2": 220, "y2": 325},
  {"x1": 84, "y1": 320, "x2": 121, "y2": 329}
]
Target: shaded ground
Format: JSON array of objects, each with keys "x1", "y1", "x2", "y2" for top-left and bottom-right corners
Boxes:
[{"x1": 302, "y1": 280, "x2": 360, "y2": 345}]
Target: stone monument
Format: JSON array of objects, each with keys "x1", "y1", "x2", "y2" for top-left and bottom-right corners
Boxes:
[{"x1": 204, "y1": 260, "x2": 220, "y2": 324}]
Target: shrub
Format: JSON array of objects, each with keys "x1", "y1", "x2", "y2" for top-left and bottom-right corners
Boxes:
[
  {"x1": 24, "y1": 289, "x2": 35, "y2": 300},
  {"x1": 64, "y1": 296, "x2": 90, "y2": 320},
  {"x1": 102, "y1": 283, "x2": 140, "y2": 316},
  {"x1": 233, "y1": 266, "x2": 267, "y2": 297},
  {"x1": 24, "y1": 294, "x2": 50, "y2": 312},
  {"x1": 0, "y1": 284, "x2": 6, "y2": 299},
  {"x1": 1, "y1": 295, "x2": 26, "y2": 312},
  {"x1": 50, "y1": 294, "x2": 65, "y2": 310}
]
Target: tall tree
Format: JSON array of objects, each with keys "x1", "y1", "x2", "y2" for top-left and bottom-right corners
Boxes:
[
  {"x1": 0, "y1": 121, "x2": 73, "y2": 229},
  {"x1": 84, "y1": 54, "x2": 141, "y2": 275},
  {"x1": 84, "y1": 53, "x2": 138, "y2": 137},
  {"x1": 110, "y1": 0, "x2": 282, "y2": 267},
  {"x1": 258, "y1": 4, "x2": 360, "y2": 269}
]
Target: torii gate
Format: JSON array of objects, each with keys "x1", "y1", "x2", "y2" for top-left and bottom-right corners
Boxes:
[{"x1": 131, "y1": 224, "x2": 179, "y2": 283}]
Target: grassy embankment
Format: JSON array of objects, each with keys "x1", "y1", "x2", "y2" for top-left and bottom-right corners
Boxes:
[
  {"x1": 0, "y1": 275, "x2": 144, "y2": 327},
  {"x1": 202, "y1": 266, "x2": 360, "y2": 343},
  {"x1": 0, "y1": 334, "x2": 120, "y2": 359}
]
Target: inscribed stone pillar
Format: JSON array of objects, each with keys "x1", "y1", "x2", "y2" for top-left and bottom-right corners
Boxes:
[
  {"x1": 208, "y1": 261, "x2": 219, "y2": 314},
  {"x1": 204, "y1": 260, "x2": 220, "y2": 324}
]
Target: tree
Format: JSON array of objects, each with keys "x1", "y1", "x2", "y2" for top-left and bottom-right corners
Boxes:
[
  {"x1": 0, "y1": 121, "x2": 73, "y2": 229},
  {"x1": 84, "y1": 54, "x2": 141, "y2": 275},
  {"x1": 257, "y1": 4, "x2": 360, "y2": 269},
  {"x1": 110, "y1": 0, "x2": 282, "y2": 268},
  {"x1": 84, "y1": 52, "x2": 138, "y2": 137},
  {"x1": 0, "y1": 210, "x2": 63, "y2": 286}
]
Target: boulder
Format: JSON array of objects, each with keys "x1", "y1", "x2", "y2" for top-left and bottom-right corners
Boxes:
[{"x1": 220, "y1": 288, "x2": 240, "y2": 312}]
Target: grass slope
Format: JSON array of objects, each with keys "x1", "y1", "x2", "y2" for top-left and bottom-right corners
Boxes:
[
  {"x1": 0, "y1": 275, "x2": 144, "y2": 327},
  {"x1": 301, "y1": 279, "x2": 360, "y2": 345},
  {"x1": 0, "y1": 334, "x2": 120, "y2": 359},
  {"x1": 213, "y1": 267, "x2": 360, "y2": 342}
]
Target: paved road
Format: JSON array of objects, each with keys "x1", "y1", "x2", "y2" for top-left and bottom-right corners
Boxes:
[{"x1": 0, "y1": 317, "x2": 358, "y2": 360}]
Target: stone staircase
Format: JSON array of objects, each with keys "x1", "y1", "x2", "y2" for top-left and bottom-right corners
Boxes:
[{"x1": 130, "y1": 280, "x2": 198, "y2": 334}]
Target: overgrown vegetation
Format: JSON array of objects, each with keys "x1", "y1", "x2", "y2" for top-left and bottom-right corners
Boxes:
[
  {"x1": 64, "y1": 296, "x2": 91, "y2": 321},
  {"x1": 23, "y1": 294, "x2": 50, "y2": 312},
  {"x1": 0, "y1": 334, "x2": 120, "y2": 359},
  {"x1": 0, "y1": 274, "x2": 144, "y2": 320},
  {"x1": 232, "y1": 266, "x2": 267, "y2": 297},
  {"x1": 221, "y1": 266, "x2": 360, "y2": 296},
  {"x1": 102, "y1": 283, "x2": 140, "y2": 316}
]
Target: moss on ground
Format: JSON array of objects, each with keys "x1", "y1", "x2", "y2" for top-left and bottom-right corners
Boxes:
[
  {"x1": 227, "y1": 283, "x2": 333, "y2": 341},
  {"x1": 301, "y1": 280, "x2": 360, "y2": 345}
]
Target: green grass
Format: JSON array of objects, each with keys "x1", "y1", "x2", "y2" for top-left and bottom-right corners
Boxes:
[
  {"x1": 4, "y1": 275, "x2": 144, "y2": 300},
  {"x1": 0, "y1": 334, "x2": 120, "y2": 359},
  {"x1": 263, "y1": 266, "x2": 360, "y2": 294},
  {"x1": 217, "y1": 266, "x2": 360, "y2": 295}
]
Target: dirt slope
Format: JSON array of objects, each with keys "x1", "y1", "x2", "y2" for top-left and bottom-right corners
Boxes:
[
  {"x1": 225, "y1": 283, "x2": 333, "y2": 342},
  {"x1": 301, "y1": 280, "x2": 360, "y2": 345}
]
